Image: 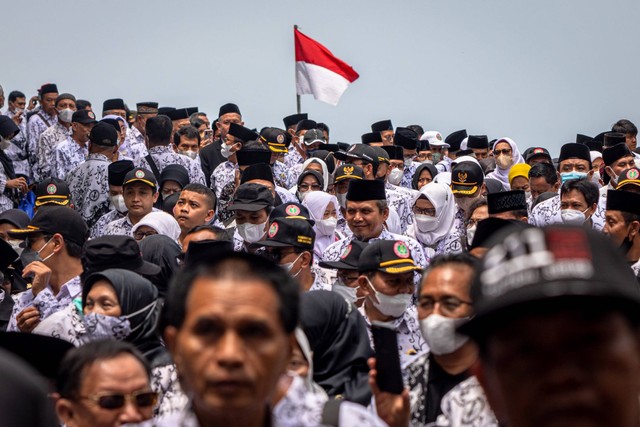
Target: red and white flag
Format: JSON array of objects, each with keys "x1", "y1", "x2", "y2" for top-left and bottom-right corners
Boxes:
[{"x1": 294, "y1": 28, "x2": 360, "y2": 106}]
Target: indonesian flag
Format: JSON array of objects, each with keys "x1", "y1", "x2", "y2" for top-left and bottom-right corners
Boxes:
[{"x1": 294, "y1": 28, "x2": 360, "y2": 106}]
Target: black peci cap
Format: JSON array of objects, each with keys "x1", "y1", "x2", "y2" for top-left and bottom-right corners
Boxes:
[
  {"x1": 371, "y1": 120, "x2": 393, "y2": 132},
  {"x1": 183, "y1": 239, "x2": 234, "y2": 268},
  {"x1": 236, "y1": 149, "x2": 271, "y2": 167},
  {"x1": 108, "y1": 160, "x2": 135, "y2": 186},
  {"x1": 165, "y1": 108, "x2": 190, "y2": 121},
  {"x1": 361, "y1": 132, "x2": 383, "y2": 145},
  {"x1": 240, "y1": 163, "x2": 274, "y2": 185},
  {"x1": 606, "y1": 189, "x2": 640, "y2": 215},
  {"x1": 445, "y1": 129, "x2": 468, "y2": 152},
  {"x1": 103, "y1": 98, "x2": 125, "y2": 112},
  {"x1": 558, "y1": 143, "x2": 591, "y2": 165},
  {"x1": 256, "y1": 217, "x2": 315, "y2": 251},
  {"x1": 604, "y1": 132, "x2": 627, "y2": 148},
  {"x1": 228, "y1": 123, "x2": 260, "y2": 143},
  {"x1": 9, "y1": 206, "x2": 88, "y2": 247},
  {"x1": 218, "y1": 103, "x2": 241, "y2": 117},
  {"x1": 358, "y1": 240, "x2": 421, "y2": 274},
  {"x1": 394, "y1": 127, "x2": 418, "y2": 150},
  {"x1": 38, "y1": 83, "x2": 58, "y2": 96},
  {"x1": 603, "y1": 143, "x2": 632, "y2": 167},
  {"x1": 382, "y1": 145, "x2": 403, "y2": 161},
  {"x1": 346, "y1": 179, "x2": 386, "y2": 201},
  {"x1": 487, "y1": 190, "x2": 527, "y2": 214},
  {"x1": 466, "y1": 135, "x2": 489, "y2": 149},
  {"x1": 283, "y1": 113, "x2": 308, "y2": 129}
]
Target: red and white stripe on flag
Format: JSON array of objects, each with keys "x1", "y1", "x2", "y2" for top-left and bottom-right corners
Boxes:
[{"x1": 294, "y1": 28, "x2": 359, "y2": 106}]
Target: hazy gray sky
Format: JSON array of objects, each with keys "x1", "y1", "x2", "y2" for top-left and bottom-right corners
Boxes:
[{"x1": 3, "y1": 0, "x2": 639, "y2": 154}]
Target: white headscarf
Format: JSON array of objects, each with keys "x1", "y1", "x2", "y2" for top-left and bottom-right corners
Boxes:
[
  {"x1": 131, "y1": 211, "x2": 181, "y2": 242},
  {"x1": 486, "y1": 137, "x2": 525, "y2": 190},
  {"x1": 290, "y1": 157, "x2": 330, "y2": 194},
  {"x1": 303, "y1": 191, "x2": 339, "y2": 258},
  {"x1": 411, "y1": 182, "x2": 457, "y2": 246}
]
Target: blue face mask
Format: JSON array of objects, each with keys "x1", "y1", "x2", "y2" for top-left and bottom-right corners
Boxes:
[{"x1": 560, "y1": 171, "x2": 588, "y2": 184}]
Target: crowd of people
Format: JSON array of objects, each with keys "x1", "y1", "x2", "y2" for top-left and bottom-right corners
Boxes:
[{"x1": 1, "y1": 82, "x2": 640, "y2": 427}]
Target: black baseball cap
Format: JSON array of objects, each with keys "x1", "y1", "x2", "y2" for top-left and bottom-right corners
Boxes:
[
  {"x1": 256, "y1": 217, "x2": 315, "y2": 251},
  {"x1": 229, "y1": 183, "x2": 274, "y2": 211},
  {"x1": 72, "y1": 109, "x2": 98, "y2": 125},
  {"x1": 616, "y1": 167, "x2": 640, "y2": 190},
  {"x1": 82, "y1": 235, "x2": 161, "y2": 276},
  {"x1": 89, "y1": 122, "x2": 118, "y2": 147},
  {"x1": 123, "y1": 168, "x2": 157, "y2": 190},
  {"x1": 334, "y1": 144, "x2": 379, "y2": 166},
  {"x1": 0, "y1": 209, "x2": 30, "y2": 229},
  {"x1": 459, "y1": 225, "x2": 640, "y2": 339},
  {"x1": 451, "y1": 161, "x2": 484, "y2": 196},
  {"x1": 260, "y1": 127, "x2": 289, "y2": 153},
  {"x1": 8, "y1": 206, "x2": 88, "y2": 247},
  {"x1": 303, "y1": 129, "x2": 326, "y2": 146},
  {"x1": 358, "y1": 240, "x2": 421, "y2": 274},
  {"x1": 269, "y1": 202, "x2": 315, "y2": 226},
  {"x1": 524, "y1": 146, "x2": 552, "y2": 163},
  {"x1": 34, "y1": 178, "x2": 71, "y2": 207},
  {"x1": 319, "y1": 240, "x2": 367, "y2": 270},
  {"x1": 334, "y1": 164, "x2": 364, "y2": 182}
]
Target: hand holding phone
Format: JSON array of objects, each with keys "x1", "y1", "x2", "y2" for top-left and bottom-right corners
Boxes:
[{"x1": 371, "y1": 321, "x2": 404, "y2": 394}]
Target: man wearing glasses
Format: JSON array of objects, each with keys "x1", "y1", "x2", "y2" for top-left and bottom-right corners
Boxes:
[{"x1": 55, "y1": 340, "x2": 157, "y2": 426}]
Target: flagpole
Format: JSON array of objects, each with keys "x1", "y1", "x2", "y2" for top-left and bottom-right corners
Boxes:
[{"x1": 294, "y1": 24, "x2": 301, "y2": 114}]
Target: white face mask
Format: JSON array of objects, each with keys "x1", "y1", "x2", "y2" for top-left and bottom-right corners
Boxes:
[
  {"x1": 366, "y1": 278, "x2": 412, "y2": 318},
  {"x1": 336, "y1": 192, "x2": 347, "y2": 209},
  {"x1": 404, "y1": 157, "x2": 413, "y2": 168},
  {"x1": 561, "y1": 208, "x2": 588, "y2": 225},
  {"x1": 237, "y1": 221, "x2": 267, "y2": 243},
  {"x1": 316, "y1": 217, "x2": 338, "y2": 236},
  {"x1": 419, "y1": 314, "x2": 470, "y2": 355},
  {"x1": 282, "y1": 253, "x2": 303, "y2": 278},
  {"x1": 331, "y1": 280, "x2": 361, "y2": 304},
  {"x1": 414, "y1": 214, "x2": 439, "y2": 233},
  {"x1": 181, "y1": 150, "x2": 197, "y2": 160},
  {"x1": 109, "y1": 194, "x2": 127, "y2": 213},
  {"x1": 467, "y1": 225, "x2": 477, "y2": 246},
  {"x1": 388, "y1": 168, "x2": 403, "y2": 186},
  {"x1": 297, "y1": 190, "x2": 310, "y2": 202},
  {"x1": 221, "y1": 142, "x2": 233, "y2": 159},
  {"x1": 495, "y1": 154, "x2": 514, "y2": 170},
  {"x1": 57, "y1": 108, "x2": 74, "y2": 123}
]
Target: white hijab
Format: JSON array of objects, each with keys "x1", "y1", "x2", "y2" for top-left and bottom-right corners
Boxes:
[
  {"x1": 289, "y1": 158, "x2": 330, "y2": 193},
  {"x1": 303, "y1": 191, "x2": 339, "y2": 258},
  {"x1": 412, "y1": 182, "x2": 457, "y2": 246},
  {"x1": 131, "y1": 211, "x2": 181, "y2": 242},
  {"x1": 486, "y1": 137, "x2": 525, "y2": 190}
]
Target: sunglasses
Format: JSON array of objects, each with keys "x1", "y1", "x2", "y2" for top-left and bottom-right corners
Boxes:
[{"x1": 81, "y1": 391, "x2": 158, "y2": 410}]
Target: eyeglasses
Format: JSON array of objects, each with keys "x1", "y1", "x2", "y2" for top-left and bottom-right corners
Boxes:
[
  {"x1": 494, "y1": 149, "x2": 512, "y2": 156},
  {"x1": 389, "y1": 163, "x2": 404, "y2": 170},
  {"x1": 419, "y1": 296, "x2": 472, "y2": 315},
  {"x1": 298, "y1": 183, "x2": 322, "y2": 191},
  {"x1": 80, "y1": 391, "x2": 158, "y2": 410},
  {"x1": 413, "y1": 207, "x2": 436, "y2": 216},
  {"x1": 133, "y1": 230, "x2": 157, "y2": 241}
]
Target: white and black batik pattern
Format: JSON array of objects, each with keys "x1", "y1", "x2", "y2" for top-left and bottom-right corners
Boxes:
[
  {"x1": 27, "y1": 110, "x2": 58, "y2": 176},
  {"x1": 34, "y1": 121, "x2": 70, "y2": 182},
  {"x1": 91, "y1": 209, "x2": 125, "y2": 239},
  {"x1": 435, "y1": 208, "x2": 466, "y2": 256},
  {"x1": 66, "y1": 153, "x2": 111, "y2": 228},
  {"x1": 53, "y1": 139, "x2": 88, "y2": 180},
  {"x1": 135, "y1": 146, "x2": 205, "y2": 185}
]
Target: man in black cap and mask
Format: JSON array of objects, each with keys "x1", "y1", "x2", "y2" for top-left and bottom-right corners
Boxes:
[
  {"x1": 229, "y1": 182, "x2": 274, "y2": 252},
  {"x1": 135, "y1": 115, "x2": 205, "y2": 185},
  {"x1": 604, "y1": 189, "x2": 640, "y2": 277},
  {"x1": 90, "y1": 160, "x2": 134, "y2": 238},
  {"x1": 66, "y1": 122, "x2": 118, "y2": 228},
  {"x1": 7, "y1": 206, "x2": 88, "y2": 332},
  {"x1": 460, "y1": 224, "x2": 640, "y2": 427},
  {"x1": 198, "y1": 103, "x2": 244, "y2": 185},
  {"x1": 53, "y1": 109, "x2": 99, "y2": 180},
  {"x1": 322, "y1": 179, "x2": 427, "y2": 274}
]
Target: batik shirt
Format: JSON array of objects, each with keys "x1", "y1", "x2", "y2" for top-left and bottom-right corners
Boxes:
[
  {"x1": 34, "y1": 121, "x2": 71, "y2": 182},
  {"x1": 307, "y1": 265, "x2": 332, "y2": 291},
  {"x1": 0, "y1": 163, "x2": 15, "y2": 212},
  {"x1": 210, "y1": 161, "x2": 237, "y2": 197},
  {"x1": 3, "y1": 109, "x2": 29, "y2": 177},
  {"x1": 431, "y1": 376, "x2": 498, "y2": 427},
  {"x1": 135, "y1": 146, "x2": 205, "y2": 184},
  {"x1": 385, "y1": 182, "x2": 416, "y2": 233},
  {"x1": 401, "y1": 161, "x2": 419, "y2": 189},
  {"x1": 7, "y1": 276, "x2": 81, "y2": 332},
  {"x1": 66, "y1": 153, "x2": 111, "y2": 228},
  {"x1": 435, "y1": 208, "x2": 466, "y2": 255},
  {"x1": 102, "y1": 214, "x2": 136, "y2": 236},
  {"x1": 26, "y1": 109, "x2": 57, "y2": 174},
  {"x1": 272, "y1": 160, "x2": 289, "y2": 188},
  {"x1": 284, "y1": 147, "x2": 304, "y2": 170},
  {"x1": 528, "y1": 194, "x2": 606, "y2": 231},
  {"x1": 90, "y1": 209, "x2": 125, "y2": 239},
  {"x1": 121, "y1": 125, "x2": 148, "y2": 159},
  {"x1": 436, "y1": 156, "x2": 453, "y2": 174},
  {"x1": 53, "y1": 138, "x2": 88, "y2": 179},
  {"x1": 359, "y1": 304, "x2": 428, "y2": 368}
]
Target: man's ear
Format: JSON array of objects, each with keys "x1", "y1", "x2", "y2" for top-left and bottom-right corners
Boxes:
[
  {"x1": 205, "y1": 209, "x2": 215, "y2": 222},
  {"x1": 631, "y1": 221, "x2": 640, "y2": 240},
  {"x1": 300, "y1": 251, "x2": 312, "y2": 269},
  {"x1": 381, "y1": 207, "x2": 389, "y2": 222},
  {"x1": 357, "y1": 275, "x2": 372, "y2": 297},
  {"x1": 152, "y1": 191, "x2": 159, "y2": 204},
  {"x1": 55, "y1": 398, "x2": 76, "y2": 425}
]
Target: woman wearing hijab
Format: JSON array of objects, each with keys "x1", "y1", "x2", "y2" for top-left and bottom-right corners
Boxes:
[
  {"x1": 412, "y1": 163, "x2": 439, "y2": 191},
  {"x1": 300, "y1": 291, "x2": 374, "y2": 406},
  {"x1": 131, "y1": 211, "x2": 181, "y2": 242},
  {"x1": 139, "y1": 234, "x2": 181, "y2": 298},
  {"x1": 302, "y1": 191, "x2": 343, "y2": 259},
  {"x1": 408, "y1": 182, "x2": 457, "y2": 258},
  {"x1": 486, "y1": 137, "x2": 525, "y2": 190},
  {"x1": 289, "y1": 157, "x2": 329, "y2": 193},
  {"x1": 294, "y1": 170, "x2": 324, "y2": 203}
]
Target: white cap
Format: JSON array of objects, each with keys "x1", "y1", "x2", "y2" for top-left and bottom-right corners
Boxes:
[
  {"x1": 420, "y1": 130, "x2": 449, "y2": 148},
  {"x1": 590, "y1": 151, "x2": 603, "y2": 163},
  {"x1": 433, "y1": 171, "x2": 452, "y2": 185},
  {"x1": 452, "y1": 155, "x2": 482, "y2": 169}
]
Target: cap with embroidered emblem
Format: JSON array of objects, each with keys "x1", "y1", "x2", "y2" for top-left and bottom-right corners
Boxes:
[
  {"x1": 451, "y1": 161, "x2": 484, "y2": 195},
  {"x1": 256, "y1": 217, "x2": 315, "y2": 251},
  {"x1": 123, "y1": 168, "x2": 157, "y2": 190},
  {"x1": 358, "y1": 240, "x2": 421, "y2": 274}
]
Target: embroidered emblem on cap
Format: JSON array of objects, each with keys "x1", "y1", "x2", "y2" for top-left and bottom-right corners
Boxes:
[
  {"x1": 457, "y1": 172, "x2": 468, "y2": 183},
  {"x1": 628, "y1": 169, "x2": 639, "y2": 180},
  {"x1": 88, "y1": 111, "x2": 96, "y2": 119},
  {"x1": 268, "y1": 222, "x2": 279, "y2": 238},
  {"x1": 344, "y1": 166, "x2": 354, "y2": 175},
  {"x1": 286, "y1": 205, "x2": 301, "y2": 216},
  {"x1": 135, "y1": 170, "x2": 145, "y2": 179},
  {"x1": 46, "y1": 184, "x2": 57, "y2": 194},
  {"x1": 340, "y1": 244, "x2": 352, "y2": 260},
  {"x1": 393, "y1": 241, "x2": 410, "y2": 258},
  {"x1": 436, "y1": 133, "x2": 443, "y2": 141},
  {"x1": 276, "y1": 134, "x2": 285, "y2": 144},
  {"x1": 534, "y1": 148, "x2": 544, "y2": 154}
]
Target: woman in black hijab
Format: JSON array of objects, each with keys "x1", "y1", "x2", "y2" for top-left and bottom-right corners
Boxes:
[
  {"x1": 412, "y1": 163, "x2": 439, "y2": 191},
  {"x1": 139, "y1": 234, "x2": 181, "y2": 299},
  {"x1": 299, "y1": 291, "x2": 373, "y2": 406}
]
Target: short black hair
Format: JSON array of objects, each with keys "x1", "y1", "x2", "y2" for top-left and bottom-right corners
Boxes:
[
  {"x1": 160, "y1": 252, "x2": 299, "y2": 334},
  {"x1": 181, "y1": 183, "x2": 216, "y2": 210},
  {"x1": 56, "y1": 340, "x2": 150, "y2": 399},
  {"x1": 621, "y1": 211, "x2": 640, "y2": 226},
  {"x1": 316, "y1": 122, "x2": 330, "y2": 136},
  {"x1": 185, "y1": 224, "x2": 228, "y2": 239},
  {"x1": 466, "y1": 198, "x2": 488, "y2": 222},
  {"x1": 189, "y1": 116, "x2": 206, "y2": 129},
  {"x1": 146, "y1": 115, "x2": 173, "y2": 146},
  {"x1": 418, "y1": 253, "x2": 477, "y2": 295},
  {"x1": 529, "y1": 162, "x2": 558, "y2": 185},
  {"x1": 406, "y1": 124, "x2": 424, "y2": 136},
  {"x1": 612, "y1": 119, "x2": 638, "y2": 136},
  {"x1": 8, "y1": 91, "x2": 25, "y2": 102},
  {"x1": 76, "y1": 99, "x2": 92, "y2": 110},
  {"x1": 173, "y1": 125, "x2": 201, "y2": 146},
  {"x1": 561, "y1": 178, "x2": 599, "y2": 207}
]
